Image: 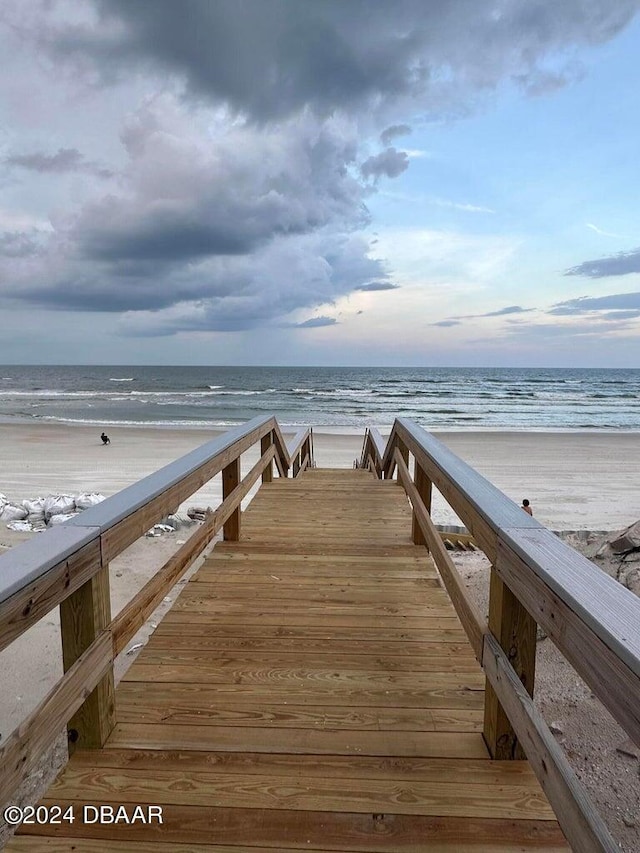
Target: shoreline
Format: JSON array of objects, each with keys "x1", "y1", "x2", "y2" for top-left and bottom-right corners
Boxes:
[{"x1": 4, "y1": 415, "x2": 640, "y2": 436}]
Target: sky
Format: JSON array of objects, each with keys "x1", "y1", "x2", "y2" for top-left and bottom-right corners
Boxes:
[{"x1": 1, "y1": 0, "x2": 640, "y2": 367}]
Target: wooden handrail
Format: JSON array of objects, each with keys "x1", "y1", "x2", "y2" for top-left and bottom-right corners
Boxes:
[
  {"x1": 483, "y1": 634, "x2": 618, "y2": 852},
  {"x1": 112, "y1": 444, "x2": 276, "y2": 656},
  {"x1": 384, "y1": 417, "x2": 640, "y2": 746},
  {"x1": 393, "y1": 448, "x2": 486, "y2": 661},
  {"x1": 285, "y1": 428, "x2": 310, "y2": 461},
  {"x1": 359, "y1": 427, "x2": 385, "y2": 475},
  {"x1": 0, "y1": 417, "x2": 312, "y2": 808},
  {"x1": 384, "y1": 417, "x2": 635, "y2": 853}
]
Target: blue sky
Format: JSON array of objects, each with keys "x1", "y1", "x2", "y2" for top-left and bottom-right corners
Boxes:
[{"x1": 1, "y1": 1, "x2": 639, "y2": 366}]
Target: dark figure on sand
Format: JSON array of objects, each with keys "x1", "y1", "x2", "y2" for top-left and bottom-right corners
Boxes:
[
  {"x1": 101, "y1": 432, "x2": 110, "y2": 445},
  {"x1": 521, "y1": 498, "x2": 532, "y2": 516}
]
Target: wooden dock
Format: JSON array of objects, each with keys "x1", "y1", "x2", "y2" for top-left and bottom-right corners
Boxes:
[{"x1": 7, "y1": 467, "x2": 568, "y2": 851}]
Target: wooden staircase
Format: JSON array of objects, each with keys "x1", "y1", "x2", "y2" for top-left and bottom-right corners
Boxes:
[{"x1": 7, "y1": 467, "x2": 567, "y2": 851}]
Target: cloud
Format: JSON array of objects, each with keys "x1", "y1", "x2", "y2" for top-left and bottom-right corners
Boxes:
[
  {"x1": 483, "y1": 305, "x2": 534, "y2": 317},
  {"x1": 565, "y1": 248, "x2": 640, "y2": 278},
  {"x1": 361, "y1": 147, "x2": 409, "y2": 181},
  {"x1": 431, "y1": 197, "x2": 495, "y2": 214},
  {"x1": 5, "y1": 147, "x2": 113, "y2": 178},
  {"x1": 0, "y1": 230, "x2": 43, "y2": 258},
  {"x1": 586, "y1": 222, "x2": 626, "y2": 239},
  {"x1": 38, "y1": 0, "x2": 638, "y2": 122},
  {"x1": 432, "y1": 319, "x2": 461, "y2": 327},
  {"x1": 354, "y1": 281, "x2": 398, "y2": 291},
  {"x1": 549, "y1": 292, "x2": 640, "y2": 315},
  {"x1": 437, "y1": 305, "x2": 534, "y2": 324},
  {"x1": 2, "y1": 0, "x2": 639, "y2": 349},
  {"x1": 380, "y1": 124, "x2": 412, "y2": 145},
  {"x1": 6, "y1": 97, "x2": 391, "y2": 325},
  {"x1": 295, "y1": 316, "x2": 337, "y2": 328}
]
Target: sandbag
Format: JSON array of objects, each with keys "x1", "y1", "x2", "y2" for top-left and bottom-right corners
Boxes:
[
  {"x1": 7, "y1": 520, "x2": 33, "y2": 532},
  {"x1": 22, "y1": 497, "x2": 46, "y2": 524},
  {"x1": 44, "y1": 494, "x2": 76, "y2": 520},
  {"x1": 1, "y1": 503, "x2": 28, "y2": 522},
  {"x1": 48, "y1": 512, "x2": 81, "y2": 526},
  {"x1": 74, "y1": 492, "x2": 106, "y2": 510}
]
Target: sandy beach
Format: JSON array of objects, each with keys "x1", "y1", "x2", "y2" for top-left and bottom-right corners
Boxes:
[
  {"x1": 1, "y1": 422, "x2": 639, "y2": 849},
  {"x1": 0, "y1": 422, "x2": 638, "y2": 529}
]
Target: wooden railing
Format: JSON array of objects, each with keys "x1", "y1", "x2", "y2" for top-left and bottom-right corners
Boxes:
[
  {"x1": 361, "y1": 418, "x2": 639, "y2": 853},
  {"x1": 0, "y1": 416, "x2": 313, "y2": 811}
]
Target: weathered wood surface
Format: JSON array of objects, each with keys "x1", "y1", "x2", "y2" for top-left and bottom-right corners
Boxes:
[{"x1": 7, "y1": 468, "x2": 567, "y2": 851}]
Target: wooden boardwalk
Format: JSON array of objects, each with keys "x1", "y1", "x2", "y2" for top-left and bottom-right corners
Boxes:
[{"x1": 8, "y1": 468, "x2": 568, "y2": 851}]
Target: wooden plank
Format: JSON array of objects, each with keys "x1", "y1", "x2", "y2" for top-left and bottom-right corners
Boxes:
[
  {"x1": 116, "y1": 696, "x2": 482, "y2": 731},
  {"x1": 122, "y1": 661, "x2": 484, "y2": 691},
  {"x1": 0, "y1": 630, "x2": 112, "y2": 809},
  {"x1": 483, "y1": 569, "x2": 537, "y2": 761},
  {"x1": 67, "y1": 748, "x2": 542, "y2": 784},
  {"x1": 106, "y1": 723, "x2": 488, "y2": 757},
  {"x1": 119, "y1": 675, "x2": 484, "y2": 711},
  {"x1": 60, "y1": 565, "x2": 115, "y2": 751},
  {"x1": 11, "y1": 804, "x2": 570, "y2": 850},
  {"x1": 483, "y1": 633, "x2": 618, "y2": 852},
  {"x1": 193, "y1": 572, "x2": 440, "y2": 585},
  {"x1": 145, "y1": 636, "x2": 472, "y2": 657},
  {"x1": 151, "y1": 622, "x2": 468, "y2": 643},
  {"x1": 129, "y1": 649, "x2": 480, "y2": 673},
  {"x1": 175, "y1": 583, "x2": 451, "y2": 606},
  {"x1": 42, "y1": 767, "x2": 555, "y2": 820},
  {"x1": 160, "y1": 612, "x2": 463, "y2": 630}
]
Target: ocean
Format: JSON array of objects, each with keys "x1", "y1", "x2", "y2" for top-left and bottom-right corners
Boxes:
[{"x1": 0, "y1": 365, "x2": 639, "y2": 432}]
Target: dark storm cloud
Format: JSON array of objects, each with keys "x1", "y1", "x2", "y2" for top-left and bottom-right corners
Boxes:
[
  {"x1": 354, "y1": 281, "x2": 398, "y2": 292},
  {"x1": 549, "y1": 292, "x2": 640, "y2": 315},
  {"x1": 46, "y1": 0, "x2": 639, "y2": 121},
  {"x1": 565, "y1": 247, "x2": 640, "y2": 278},
  {"x1": 5, "y1": 147, "x2": 113, "y2": 178},
  {"x1": 380, "y1": 125, "x2": 412, "y2": 146},
  {"x1": 4, "y1": 0, "x2": 640, "y2": 340},
  {"x1": 361, "y1": 147, "x2": 409, "y2": 181},
  {"x1": 80, "y1": 215, "x2": 261, "y2": 262}
]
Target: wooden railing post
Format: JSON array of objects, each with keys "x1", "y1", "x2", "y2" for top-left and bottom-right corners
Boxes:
[
  {"x1": 293, "y1": 452, "x2": 301, "y2": 477},
  {"x1": 261, "y1": 431, "x2": 273, "y2": 483},
  {"x1": 60, "y1": 563, "x2": 115, "y2": 751},
  {"x1": 302, "y1": 436, "x2": 311, "y2": 469},
  {"x1": 412, "y1": 461, "x2": 432, "y2": 547},
  {"x1": 222, "y1": 456, "x2": 241, "y2": 540},
  {"x1": 483, "y1": 568, "x2": 537, "y2": 759},
  {"x1": 392, "y1": 438, "x2": 409, "y2": 480}
]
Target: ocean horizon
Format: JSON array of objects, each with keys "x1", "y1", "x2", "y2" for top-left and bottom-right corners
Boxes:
[{"x1": 1, "y1": 365, "x2": 639, "y2": 433}]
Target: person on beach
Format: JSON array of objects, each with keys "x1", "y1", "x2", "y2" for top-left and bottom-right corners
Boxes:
[
  {"x1": 100, "y1": 432, "x2": 110, "y2": 445},
  {"x1": 521, "y1": 498, "x2": 532, "y2": 516}
]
